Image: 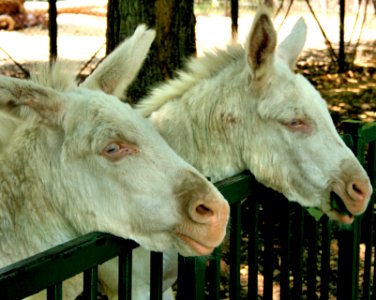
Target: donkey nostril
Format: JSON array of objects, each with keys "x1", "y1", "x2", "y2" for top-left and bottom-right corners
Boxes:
[
  {"x1": 196, "y1": 204, "x2": 214, "y2": 217},
  {"x1": 347, "y1": 179, "x2": 372, "y2": 203},
  {"x1": 352, "y1": 183, "x2": 363, "y2": 195}
]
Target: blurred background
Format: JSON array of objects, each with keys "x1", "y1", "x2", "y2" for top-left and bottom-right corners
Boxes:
[
  {"x1": 0, "y1": 1, "x2": 374, "y2": 70},
  {"x1": 0, "y1": 0, "x2": 374, "y2": 121}
]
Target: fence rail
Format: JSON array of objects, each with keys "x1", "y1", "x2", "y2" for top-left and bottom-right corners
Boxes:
[
  {"x1": 0, "y1": 233, "x2": 138, "y2": 300},
  {"x1": 0, "y1": 121, "x2": 375, "y2": 300}
]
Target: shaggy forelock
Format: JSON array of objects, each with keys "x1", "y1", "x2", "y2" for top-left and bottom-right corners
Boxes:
[
  {"x1": 30, "y1": 61, "x2": 79, "y2": 92},
  {"x1": 0, "y1": 62, "x2": 79, "y2": 151},
  {"x1": 136, "y1": 45, "x2": 245, "y2": 117}
]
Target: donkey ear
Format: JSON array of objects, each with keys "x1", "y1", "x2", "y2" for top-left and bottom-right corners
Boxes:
[
  {"x1": 246, "y1": 8, "x2": 277, "y2": 81},
  {"x1": 0, "y1": 76, "x2": 64, "y2": 126},
  {"x1": 81, "y1": 24, "x2": 156, "y2": 99},
  {"x1": 277, "y1": 18, "x2": 307, "y2": 69}
]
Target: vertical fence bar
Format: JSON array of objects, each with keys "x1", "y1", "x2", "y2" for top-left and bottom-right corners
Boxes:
[
  {"x1": 83, "y1": 266, "x2": 98, "y2": 300},
  {"x1": 247, "y1": 195, "x2": 259, "y2": 300},
  {"x1": 337, "y1": 220, "x2": 361, "y2": 300},
  {"x1": 362, "y1": 141, "x2": 376, "y2": 300},
  {"x1": 150, "y1": 252, "x2": 163, "y2": 300},
  {"x1": 362, "y1": 198, "x2": 374, "y2": 300},
  {"x1": 118, "y1": 251, "x2": 133, "y2": 300},
  {"x1": 229, "y1": 201, "x2": 241, "y2": 300},
  {"x1": 207, "y1": 247, "x2": 221, "y2": 300},
  {"x1": 280, "y1": 201, "x2": 291, "y2": 300},
  {"x1": 306, "y1": 216, "x2": 318, "y2": 300},
  {"x1": 292, "y1": 205, "x2": 304, "y2": 300},
  {"x1": 373, "y1": 224, "x2": 376, "y2": 299},
  {"x1": 320, "y1": 216, "x2": 331, "y2": 300},
  {"x1": 47, "y1": 282, "x2": 62, "y2": 300},
  {"x1": 177, "y1": 256, "x2": 206, "y2": 300},
  {"x1": 262, "y1": 190, "x2": 274, "y2": 300}
]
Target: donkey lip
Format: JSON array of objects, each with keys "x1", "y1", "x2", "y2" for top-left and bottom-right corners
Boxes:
[
  {"x1": 331, "y1": 182, "x2": 366, "y2": 216},
  {"x1": 330, "y1": 193, "x2": 353, "y2": 217},
  {"x1": 326, "y1": 193, "x2": 354, "y2": 224},
  {"x1": 332, "y1": 210, "x2": 354, "y2": 224},
  {"x1": 176, "y1": 232, "x2": 215, "y2": 256}
]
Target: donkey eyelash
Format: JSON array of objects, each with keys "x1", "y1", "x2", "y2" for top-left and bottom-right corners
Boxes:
[
  {"x1": 282, "y1": 118, "x2": 312, "y2": 134},
  {"x1": 287, "y1": 119, "x2": 305, "y2": 127},
  {"x1": 100, "y1": 141, "x2": 139, "y2": 161}
]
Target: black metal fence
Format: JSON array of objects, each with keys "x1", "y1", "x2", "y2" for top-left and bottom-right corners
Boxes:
[
  {"x1": 0, "y1": 233, "x2": 138, "y2": 300},
  {"x1": 0, "y1": 120, "x2": 375, "y2": 300}
]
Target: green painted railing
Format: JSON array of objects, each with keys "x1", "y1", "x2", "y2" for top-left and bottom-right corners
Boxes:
[
  {"x1": 0, "y1": 121, "x2": 375, "y2": 300},
  {"x1": 0, "y1": 233, "x2": 138, "y2": 300}
]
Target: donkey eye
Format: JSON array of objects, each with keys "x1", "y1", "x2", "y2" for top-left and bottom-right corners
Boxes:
[
  {"x1": 101, "y1": 141, "x2": 139, "y2": 161},
  {"x1": 283, "y1": 118, "x2": 312, "y2": 134},
  {"x1": 104, "y1": 143, "x2": 120, "y2": 154},
  {"x1": 288, "y1": 119, "x2": 304, "y2": 127}
]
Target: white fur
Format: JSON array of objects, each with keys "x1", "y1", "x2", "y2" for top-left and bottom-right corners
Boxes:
[
  {"x1": 136, "y1": 9, "x2": 372, "y2": 220},
  {"x1": 7, "y1": 9, "x2": 371, "y2": 299},
  {"x1": 0, "y1": 26, "x2": 229, "y2": 299},
  {"x1": 73, "y1": 9, "x2": 373, "y2": 300},
  {"x1": 130, "y1": 9, "x2": 371, "y2": 299}
]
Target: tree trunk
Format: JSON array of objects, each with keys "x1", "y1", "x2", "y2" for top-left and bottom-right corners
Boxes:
[
  {"x1": 106, "y1": 0, "x2": 196, "y2": 103},
  {"x1": 338, "y1": 0, "x2": 346, "y2": 72}
]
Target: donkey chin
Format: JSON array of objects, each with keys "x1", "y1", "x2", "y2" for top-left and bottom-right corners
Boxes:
[
  {"x1": 174, "y1": 216, "x2": 229, "y2": 257},
  {"x1": 174, "y1": 231, "x2": 223, "y2": 257}
]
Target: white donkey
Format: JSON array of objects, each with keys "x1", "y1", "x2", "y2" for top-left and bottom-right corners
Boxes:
[
  {"x1": 0, "y1": 26, "x2": 229, "y2": 299},
  {"x1": 136, "y1": 9, "x2": 372, "y2": 223},
  {"x1": 87, "y1": 7, "x2": 373, "y2": 299}
]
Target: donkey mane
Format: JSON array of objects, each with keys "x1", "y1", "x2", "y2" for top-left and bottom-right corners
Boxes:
[
  {"x1": 136, "y1": 45, "x2": 244, "y2": 117},
  {"x1": 29, "y1": 61, "x2": 78, "y2": 91},
  {"x1": 0, "y1": 62, "x2": 79, "y2": 150}
]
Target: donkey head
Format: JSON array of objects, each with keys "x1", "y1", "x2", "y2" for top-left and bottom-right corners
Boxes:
[{"x1": 243, "y1": 9, "x2": 372, "y2": 224}]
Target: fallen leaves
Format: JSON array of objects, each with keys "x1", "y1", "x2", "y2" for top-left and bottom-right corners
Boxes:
[{"x1": 297, "y1": 46, "x2": 376, "y2": 128}]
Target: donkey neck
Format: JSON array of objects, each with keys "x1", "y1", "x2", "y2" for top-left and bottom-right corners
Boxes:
[
  {"x1": 0, "y1": 112, "x2": 20, "y2": 152},
  {"x1": 0, "y1": 153, "x2": 78, "y2": 268}
]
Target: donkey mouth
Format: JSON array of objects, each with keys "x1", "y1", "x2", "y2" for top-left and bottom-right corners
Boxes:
[
  {"x1": 331, "y1": 193, "x2": 352, "y2": 216},
  {"x1": 330, "y1": 193, "x2": 354, "y2": 224}
]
